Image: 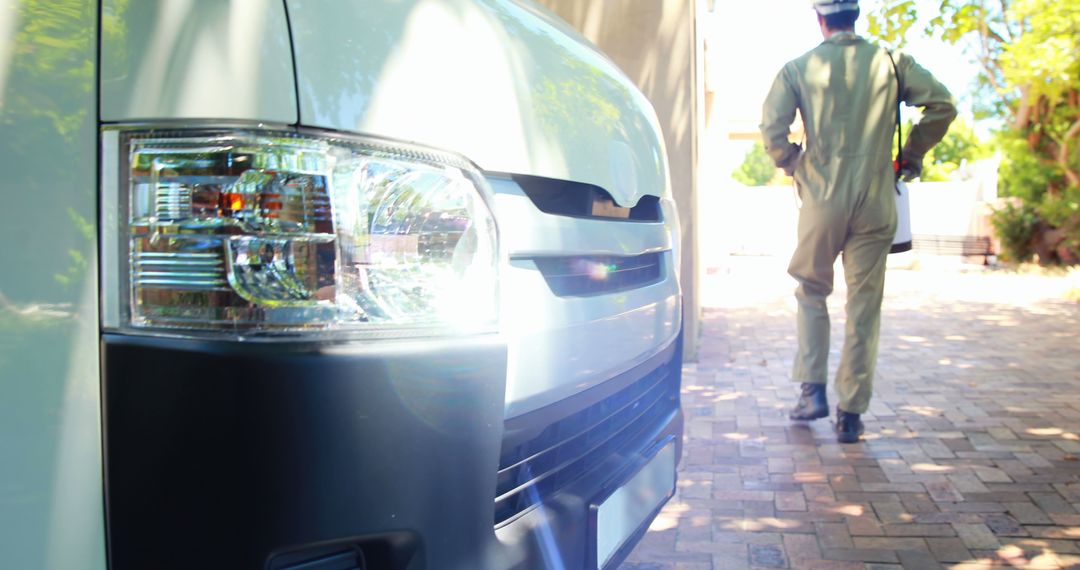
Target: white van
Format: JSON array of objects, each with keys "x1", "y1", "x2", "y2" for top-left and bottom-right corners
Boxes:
[{"x1": 0, "y1": 1, "x2": 683, "y2": 568}]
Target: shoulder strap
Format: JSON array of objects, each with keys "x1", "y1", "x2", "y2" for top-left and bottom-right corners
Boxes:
[{"x1": 885, "y1": 49, "x2": 902, "y2": 173}]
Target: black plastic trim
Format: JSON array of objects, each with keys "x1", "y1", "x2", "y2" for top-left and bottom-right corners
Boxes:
[
  {"x1": 510, "y1": 173, "x2": 661, "y2": 222},
  {"x1": 102, "y1": 334, "x2": 506, "y2": 570}
]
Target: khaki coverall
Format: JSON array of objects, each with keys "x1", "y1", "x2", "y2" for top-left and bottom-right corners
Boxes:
[{"x1": 760, "y1": 32, "x2": 956, "y2": 414}]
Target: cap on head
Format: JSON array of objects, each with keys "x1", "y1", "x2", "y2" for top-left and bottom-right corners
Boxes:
[{"x1": 812, "y1": 0, "x2": 859, "y2": 15}]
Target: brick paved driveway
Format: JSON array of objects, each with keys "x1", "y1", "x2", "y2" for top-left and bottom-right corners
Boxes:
[{"x1": 622, "y1": 258, "x2": 1080, "y2": 570}]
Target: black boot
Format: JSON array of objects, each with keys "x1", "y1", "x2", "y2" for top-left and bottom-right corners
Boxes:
[
  {"x1": 789, "y1": 383, "x2": 828, "y2": 421},
  {"x1": 835, "y1": 407, "x2": 864, "y2": 444}
]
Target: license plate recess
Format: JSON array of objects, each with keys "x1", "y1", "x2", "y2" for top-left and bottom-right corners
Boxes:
[{"x1": 589, "y1": 439, "x2": 676, "y2": 570}]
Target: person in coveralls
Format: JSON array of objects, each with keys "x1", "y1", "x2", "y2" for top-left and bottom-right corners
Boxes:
[{"x1": 759, "y1": 0, "x2": 957, "y2": 443}]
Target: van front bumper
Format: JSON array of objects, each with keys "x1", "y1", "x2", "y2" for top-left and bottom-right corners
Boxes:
[{"x1": 102, "y1": 332, "x2": 681, "y2": 570}]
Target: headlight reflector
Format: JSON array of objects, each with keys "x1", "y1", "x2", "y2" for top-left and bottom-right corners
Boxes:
[{"x1": 117, "y1": 129, "x2": 498, "y2": 336}]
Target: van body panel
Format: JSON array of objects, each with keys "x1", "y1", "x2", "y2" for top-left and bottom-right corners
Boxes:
[
  {"x1": 285, "y1": 0, "x2": 670, "y2": 207},
  {"x1": 99, "y1": 0, "x2": 297, "y2": 124},
  {"x1": 489, "y1": 177, "x2": 682, "y2": 417},
  {"x1": 0, "y1": 0, "x2": 106, "y2": 567}
]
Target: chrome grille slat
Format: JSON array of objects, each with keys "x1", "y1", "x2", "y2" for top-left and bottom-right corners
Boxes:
[
  {"x1": 132, "y1": 251, "x2": 228, "y2": 291},
  {"x1": 493, "y1": 357, "x2": 679, "y2": 526},
  {"x1": 530, "y1": 252, "x2": 663, "y2": 297},
  {"x1": 494, "y1": 380, "x2": 669, "y2": 503},
  {"x1": 496, "y1": 366, "x2": 670, "y2": 487}
]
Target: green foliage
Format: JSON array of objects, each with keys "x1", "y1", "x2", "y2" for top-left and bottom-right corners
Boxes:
[
  {"x1": 869, "y1": 0, "x2": 1080, "y2": 263},
  {"x1": 1001, "y1": 0, "x2": 1080, "y2": 107},
  {"x1": 1, "y1": 0, "x2": 96, "y2": 142},
  {"x1": 1039, "y1": 186, "x2": 1080, "y2": 228},
  {"x1": 891, "y1": 119, "x2": 990, "y2": 181},
  {"x1": 997, "y1": 132, "x2": 1061, "y2": 201},
  {"x1": 866, "y1": 0, "x2": 919, "y2": 47},
  {"x1": 928, "y1": 120, "x2": 991, "y2": 168},
  {"x1": 1039, "y1": 186, "x2": 1080, "y2": 253},
  {"x1": 990, "y1": 202, "x2": 1038, "y2": 262},
  {"x1": 732, "y1": 142, "x2": 779, "y2": 186}
]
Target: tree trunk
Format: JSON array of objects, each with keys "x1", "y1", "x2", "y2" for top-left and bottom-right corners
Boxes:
[
  {"x1": 1015, "y1": 85, "x2": 1032, "y2": 131},
  {"x1": 1059, "y1": 118, "x2": 1080, "y2": 188},
  {"x1": 1032, "y1": 223, "x2": 1066, "y2": 265}
]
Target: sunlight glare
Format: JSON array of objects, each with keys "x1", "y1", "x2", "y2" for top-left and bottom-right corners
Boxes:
[
  {"x1": 912, "y1": 463, "x2": 954, "y2": 473},
  {"x1": 830, "y1": 504, "x2": 865, "y2": 516},
  {"x1": 648, "y1": 512, "x2": 679, "y2": 532},
  {"x1": 996, "y1": 544, "x2": 1024, "y2": 560},
  {"x1": 901, "y1": 405, "x2": 943, "y2": 417}
]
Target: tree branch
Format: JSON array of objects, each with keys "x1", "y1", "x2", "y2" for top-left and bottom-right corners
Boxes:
[
  {"x1": 1015, "y1": 85, "x2": 1032, "y2": 130},
  {"x1": 984, "y1": 26, "x2": 1009, "y2": 44},
  {"x1": 1058, "y1": 118, "x2": 1080, "y2": 187},
  {"x1": 999, "y1": 0, "x2": 1016, "y2": 40}
]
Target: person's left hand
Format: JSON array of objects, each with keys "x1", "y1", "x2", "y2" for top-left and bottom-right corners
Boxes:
[{"x1": 898, "y1": 157, "x2": 922, "y2": 182}]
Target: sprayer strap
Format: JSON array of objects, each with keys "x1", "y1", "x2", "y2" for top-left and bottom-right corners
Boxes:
[{"x1": 885, "y1": 49, "x2": 902, "y2": 166}]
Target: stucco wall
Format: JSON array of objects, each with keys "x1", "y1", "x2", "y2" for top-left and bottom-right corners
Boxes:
[{"x1": 536, "y1": 0, "x2": 702, "y2": 360}]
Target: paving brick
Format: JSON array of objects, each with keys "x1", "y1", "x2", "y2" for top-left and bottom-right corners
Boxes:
[
  {"x1": 952, "y1": 523, "x2": 1002, "y2": 550},
  {"x1": 709, "y1": 555, "x2": 750, "y2": 570},
  {"x1": 981, "y1": 514, "x2": 1028, "y2": 537},
  {"x1": 1005, "y1": 538, "x2": 1080, "y2": 555},
  {"x1": 802, "y1": 484, "x2": 836, "y2": 504},
  {"x1": 747, "y1": 544, "x2": 786, "y2": 568},
  {"x1": 882, "y1": 524, "x2": 956, "y2": 537},
  {"x1": 851, "y1": 537, "x2": 929, "y2": 551},
  {"x1": 1048, "y1": 513, "x2": 1080, "y2": 526},
  {"x1": 821, "y1": 548, "x2": 900, "y2": 563},
  {"x1": 937, "y1": 502, "x2": 1007, "y2": 513},
  {"x1": 971, "y1": 466, "x2": 1013, "y2": 484},
  {"x1": 924, "y1": 481, "x2": 965, "y2": 502},
  {"x1": 860, "y1": 483, "x2": 927, "y2": 494},
  {"x1": 899, "y1": 498, "x2": 940, "y2": 514},
  {"x1": 1029, "y1": 492, "x2": 1079, "y2": 515},
  {"x1": 847, "y1": 515, "x2": 885, "y2": 536},
  {"x1": 873, "y1": 502, "x2": 913, "y2": 525},
  {"x1": 828, "y1": 474, "x2": 861, "y2": 492},
  {"x1": 855, "y1": 467, "x2": 890, "y2": 484},
  {"x1": 1025, "y1": 526, "x2": 1080, "y2": 540},
  {"x1": 910, "y1": 512, "x2": 983, "y2": 524},
  {"x1": 781, "y1": 532, "x2": 821, "y2": 564},
  {"x1": 925, "y1": 537, "x2": 974, "y2": 563},
  {"x1": 947, "y1": 474, "x2": 991, "y2": 494},
  {"x1": 896, "y1": 549, "x2": 945, "y2": 570},
  {"x1": 814, "y1": 522, "x2": 853, "y2": 549},
  {"x1": 773, "y1": 491, "x2": 807, "y2": 512}
]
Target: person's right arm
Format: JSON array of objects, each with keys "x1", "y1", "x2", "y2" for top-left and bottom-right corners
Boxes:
[{"x1": 760, "y1": 64, "x2": 802, "y2": 175}]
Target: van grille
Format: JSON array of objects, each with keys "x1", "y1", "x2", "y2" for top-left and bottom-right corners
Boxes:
[
  {"x1": 494, "y1": 358, "x2": 679, "y2": 526},
  {"x1": 511, "y1": 174, "x2": 662, "y2": 222}
]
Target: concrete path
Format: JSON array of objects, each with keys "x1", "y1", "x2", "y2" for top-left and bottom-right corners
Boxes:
[{"x1": 622, "y1": 257, "x2": 1080, "y2": 570}]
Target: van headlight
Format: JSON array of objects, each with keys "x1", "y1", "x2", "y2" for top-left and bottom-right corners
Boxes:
[{"x1": 107, "y1": 129, "x2": 498, "y2": 337}]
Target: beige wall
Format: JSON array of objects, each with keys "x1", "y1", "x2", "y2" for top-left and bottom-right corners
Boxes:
[{"x1": 536, "y1": 0, "x2": 702, "y2": 360}]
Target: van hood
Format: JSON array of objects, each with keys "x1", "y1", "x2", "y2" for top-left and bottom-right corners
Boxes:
[{"x1": 285, "y1": 0, "x2": 670, "y2": 206}]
